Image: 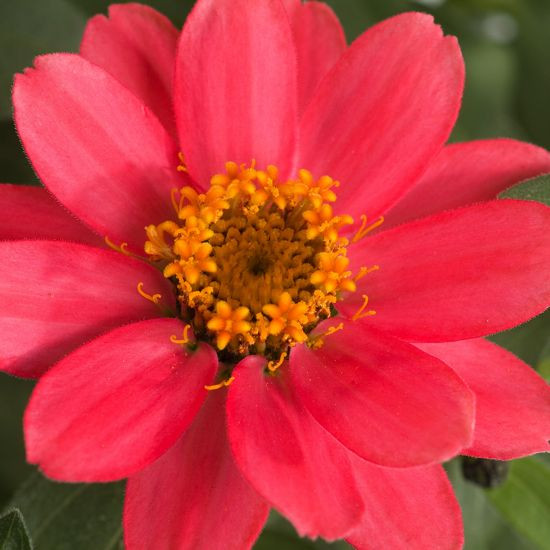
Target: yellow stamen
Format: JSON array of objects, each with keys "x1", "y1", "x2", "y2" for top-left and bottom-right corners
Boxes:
[
  {"x1": 177, "y1": 152, "x2": 188, "y2": 173},
  {"x1": 354, "y1": 264, "x2": 380, "y2": 283},
  {"x1": 105, "y1": 236, "x2": 130, "y2": 256},
  {"x1": 267, "y1": 352, "x2": 287, "y2": 373},
  {"x1": 352, "y1": 215, "x2": 384, "y2": 243},
  {"x1": 307, "y1": 322, "x2": 344, "y2": 349},
  {"x1": 352, "y1": 295, "x2": 376, "y2": 321},
  {"x1": 170, "y1": 324, "x2": 192, "y2": 345},
  {"x1": 137, "y1": 282, "x2": 162, "y2": 304},
  {"x1": 204, "y1": 376, "x2": 235, "y2": 391},
  {"x1": 144, "y1": 161, "x2": 377, "y2": 357}
]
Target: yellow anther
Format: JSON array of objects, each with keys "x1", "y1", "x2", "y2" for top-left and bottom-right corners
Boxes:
[
  {"x1": 307, "y1": 322, "x2": 344, "y2": 349},
  {"x1": 137, "y1": 282, "x2": 162, "y2": 304},
  {"x1": 267, "y1": 352, "x2": 287, "y2": 373},
  {"x1": 145, "y1": 161, "x2": 379, "y2": 357},
  {"x1": 170, "y1": 324, "x2": 192, "y2": 345},
  {"x1": 354, "y1": 264, "x2": 380, "y2": 283},
  {"x1": 352, "y1": 295, "x2": 376, "y2": 321},
  {"x1": 352, "y1": 215, "x2": 384, "y2": 243},
  {"x1": 206, "y1": 301, "x2": 252, "y2": 350},
  {"x1": 262, "y1": 292, "x2": 308, "y2": 343},
  {"x1": 144, "y1": 221, "x2": 179, "y2": 260},
  {"x1": 105, "y1": 236, "x2": 130, "y2": 256},
  {"x1": 177, "y1": 152, "x2": 189, "y2": 173},
  {"x1": 204, "y1": 376, "x2": 235, "y2": 391}
]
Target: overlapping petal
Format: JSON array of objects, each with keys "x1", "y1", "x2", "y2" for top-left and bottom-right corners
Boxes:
[
  {"x1": 25, "y1": 319, "x2": 217, "y2": 482},
  {"x1": 344, "y1": 200, "x2": 550, "y2": 341},
  {"x1": 227, "y1": 356, "x2": 364, "y2": 540},
  {"x1": 299, "y1": 12, "x2": 464, "y2": 220},
  {"x1": 81, "y1": 3, "x2": 178, "y2": 137},
  {"x1": 0, "y1": 241, "x2": 175, "y2": 377},
  {"x1": 385, "y1": 139, "x2": 550, "y2": 228},
  {"x1": 418, "y1": 339, "x2": 550, "y2": 459},
  {"x1": 13, "y1": 54, "x2": 181, "y2": 251},
  {"x1": 0, "y1": 184, "x2": 102, "y2": 245},
  {"x1": 284, "y1": 0, "x2": 346, "y2": 114},
  {"x1": 346, "y1": 458, "x2": 464, "y2": 550},
  {"x1": 175, "y1": 0, "x2": 298, "y2": 185},
  {"x1": 290, "y1": 320, "x2": 475, "y2": 467},
  {"x1": 125, "y1": 390, "x2": 269, "y2": 550}
]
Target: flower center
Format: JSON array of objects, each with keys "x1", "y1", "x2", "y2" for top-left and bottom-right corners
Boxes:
[{"x1": 144, "y1": 161, "x2": 367, "y2": 361}]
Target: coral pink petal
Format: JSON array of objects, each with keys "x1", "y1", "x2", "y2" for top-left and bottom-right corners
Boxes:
[
  {"x1": 286, "y1": 1, "x2": 346, "y2": 114},
  {"x1": 344, "y1": 200, "x2": 550, "y2": 341},
  {"x1": 385, "y1": 139, "x2": 550, "y2": 228},
  {"x1": 24, "y1": 318, "x2": 218, "y2": 482},
  {"x1": 227, "y1": 356, "x2": 364, "y2": 540},
  {"x1": 81, "y1": 3, "x2": 178, "y2": 137},
  {"x1": 13, "y1": 54, "x2": 181, "y2": 252},
  {"x1": 346, "y1": 459, "x2": 463, "y2": 550},
  {"x1": 125, "y1": 390, "x2": 269, "y2": 550},
  {"x1": 418, "y1": 339, "x2": 550, "y2": 459},
  {"x1": 290, "y1": 319, "x2": 474, "y2": 467},
  {"x1": 299, "y1": 12, "x2": 464, "y2": 220},
  {"x1": 0, "y1": 184, "x2": 102, "y2": 246},
  {"x1": 0, "y1": 241, "x2": 175, "y2": 378},
  {"x1": 175, "y1": 0, "x2": 297, "y2": 185}
]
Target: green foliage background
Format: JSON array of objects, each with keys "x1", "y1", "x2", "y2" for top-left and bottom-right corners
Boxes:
[{"x1": 0, "y1": 0, "x2": 549, "y2": 548}]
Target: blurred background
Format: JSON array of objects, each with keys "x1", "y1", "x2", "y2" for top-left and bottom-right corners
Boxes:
[{"x1": 0, "y1": 0, "x2": 549, "y2": 549}]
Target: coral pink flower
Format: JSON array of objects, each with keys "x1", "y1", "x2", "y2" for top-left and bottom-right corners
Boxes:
[{"x1": 2, "y1": 1, "x2": 550, "y2": 548}]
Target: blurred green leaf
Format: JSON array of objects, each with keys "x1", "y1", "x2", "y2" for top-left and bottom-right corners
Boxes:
[
  {"x1": 0, "y1": 376, "x2": 34, "y2": 507},
  {"x1": 515, "y1": 0, "x2": 550, "y2": 150},
  {"x1": 66, "y1": 0, "x2": 194, "y2": 26},
  {"x1": 489, "y1": 311, "x2": 549, "y2": 367},
  {"x1": 260, "y1": 511, "x2": 349, "y2": 549},
  {"x1": 0, "y1": 0, "x2": 86, "y2": 119},
  {"x1": 498, "y1": 174, "x2": 550, "y2": 206},
  {"x1": 0, "y1": 120, "x2": 38, "y2": 185},
  {"x1": 486, "y1": 458, "x2": 550, "y2": 550},
  {"x1": 0, "y1": 509, "x2": 32, "y2": 550},
  {"x1": 537, "y1": 339, "x2": 550, "y2": 381},
  {"x1": 446, "y1": 459, "x2": 535, "y2": 550},
  {"x1": 5, "y1": 473, "x2": 124, "y2": 550}
]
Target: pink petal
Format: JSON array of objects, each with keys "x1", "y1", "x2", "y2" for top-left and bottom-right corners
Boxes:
[
  {"x1": 290, "y1": 319, "x2": 474, "y2": 467},
  {"x1": 124, "y1": 390, "x2": 269, "y2": 550},
  {"x1": 346, "y1": 458, "x2": 463, "y2": 550},
  {"x1": 13, "y1": 54, "x2": 181, "y2": 252},
  {"x1": 285, "y1": 1, "x2": 346, "y2": 114},
  {"x1": 80, "y1": 3, "x2": 178, "y2": 138},
  {"x1": 0, "y1": 184, "x2": 102, "y2": 246},
  {"x1": 299, "y1": 12, "x2": 464, "y2": 220},
  {"x1": 0, "y1": 240, "x2": 175, "y2": 378},
  {"x1": 385, "y1": 139, "x2": 550, "y2": 228},
  {"x1": 417, "y1": 339, "x2": 550, "y2": 459},
  {"x1": 174, "y1": 0, "x2": 298, "y2": 185},
  {"x1": 344, "y1": 200, "x2": 550, "y2": 341},
  {"x1": 24, "y1": 318, "x2": 217, "y2": 482},
  {"x1": 226, "y1": 356, "x2": 364, "y2": 540}
]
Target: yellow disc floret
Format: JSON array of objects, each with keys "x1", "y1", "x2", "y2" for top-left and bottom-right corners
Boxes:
[{"x1": 144, "y1": 161, "x2": 371, "y2": 360}]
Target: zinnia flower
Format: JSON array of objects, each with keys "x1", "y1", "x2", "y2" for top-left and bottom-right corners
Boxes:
[{"x1": 2, "y1": 0, "x2": 550, "y2": 548}]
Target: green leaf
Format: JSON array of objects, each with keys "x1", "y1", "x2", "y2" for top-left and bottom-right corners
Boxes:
[
  {"x1": 66, "y1": 0, "x2": 195, "y2": 26},
  {"x1": 486, "y1": 457, "x2": 550, "y2": 550},
  {"x1": 0, "y1": 376, "x2": 34, "y2": 507},
  {"x1": 498, "y1": 174, "x2": 550, "y2": 206},
  {"x1": 537, "y1": 338, "x2": 550, "y2": 381},
  {"x1": 445, "y1": 459, "x2": 536, "y2": 550},
  {"x1": 0, "y1": 509, "x2": 32, "y2": 550},
  {"x1": 0, "y1": 0, "x2": 86, "y2": 119},
  {"x1": 5, "y1": 473, "x2": 124, "y2": 550},
  {"x1": 489, "y1": 310, "x2": 550, "y2": 367}
]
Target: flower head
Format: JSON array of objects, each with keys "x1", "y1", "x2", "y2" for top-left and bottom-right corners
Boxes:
[{"x1": 2, "y1": 1, "x2": 550, "y2": 549}]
